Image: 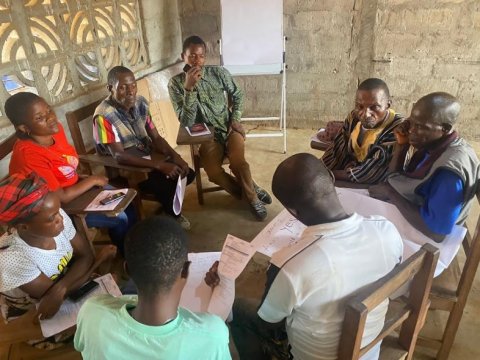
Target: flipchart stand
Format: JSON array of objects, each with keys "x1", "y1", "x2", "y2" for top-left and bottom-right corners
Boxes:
[
  {"x1": 218, "y1": 37, "x2": 287, "y2": 154},
  {"x1": 219, "y1": 0, "x2": 287, "y2": 153}
]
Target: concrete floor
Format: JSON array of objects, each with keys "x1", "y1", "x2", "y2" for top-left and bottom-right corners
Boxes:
[{"x1": 169, "y1": 127, "x2": 480, "y2": 360}]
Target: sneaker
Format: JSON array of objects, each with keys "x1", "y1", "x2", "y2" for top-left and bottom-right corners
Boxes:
[
  {"x1": 250, "y1": 200, "x2": 268, "y2": 221},
  {"x1": 176, "y1": 214, "x2": 191, "y2": 230},
  {"x1": 254, "y1": 183, "x2": 272, "y2": 204}
]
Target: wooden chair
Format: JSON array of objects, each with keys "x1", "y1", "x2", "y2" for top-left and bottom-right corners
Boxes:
[
  {"x1": 176, "y1": 126, "x2": 228, "y2": 205},
  {"x1": 65, "y1": 100, "x2": 156, "y2": 216},
  {"x1": 0, "y1": 309, "x2": 80, "y2": 360},
  {"x1": 65, "y1": 100, "x2": 152, "y2": 180},
  {"x1": 311, "y1": 120, "x2": 344, "y2": 151},
  {"x1": 62, "y1": 187, "x2": 137, "y2": 242},
  {"x1": 0, "y1": 133, "x2": 95, "y2": 240},
  {"x1": 338, "y1": 243, "x2": 439, "y2": 360},
  {"x1": 191, "y1": 144, "x2": 230, "y2": 205},
  {"x1": 416, "y1": 187, "x2": 480, "y2": 359},
  {"x1": 0, "y1": 131, "x2": 138, "y2": 243}
]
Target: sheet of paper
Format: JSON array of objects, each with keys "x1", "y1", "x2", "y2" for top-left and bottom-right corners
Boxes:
[
  {"x1": 180, "y1": 236, "x2": 252, "y2": 320},
  {"x1": 84, "y1": 189, "x2": 128, "y2": 211},
  {"x1": 207, "y1": 274, "x2": 235, "y2": 321},
  {"x1": 337, "y1": 188, "x2": 370, "y2": 197},
  {"x1": 251, "y1": 209, "x2": 307, "y2": 257},
  {"x1": 173, "y1": 176, "x2": 188, "y2": 215},
  {"x1": 336, "y1": 188, "x2": 466, "y2": 276},
  {"x1": 39, "y1": 274, "x2": 121, "y2": 337},
  {"x1": 311, "y1": 129, "x2": 327, "y2": 144},
  {"x1": 179, "y1": 252, "x2": 221, "y2": 313},
  {"x1": 250, "y1": 189, "x2": 465, "y2": 277},
  {"x1": 218, "y1": 234, "x2": 256, "y2": 279}
]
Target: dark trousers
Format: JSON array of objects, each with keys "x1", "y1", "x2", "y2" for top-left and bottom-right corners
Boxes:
[
  {"x1": 230, "y1": 298, "x2": 290, "y2": 360},
  {"x1": 85, "y1": 201, "x2": 137, "y2": 256},
  {"x1": 139, "y1": 168, "x2": 195, "y2": 216}
]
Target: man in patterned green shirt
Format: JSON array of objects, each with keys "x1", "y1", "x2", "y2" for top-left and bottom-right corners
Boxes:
[{"x1": 168, "y1": 35, "x2": 271, "y2": 221}]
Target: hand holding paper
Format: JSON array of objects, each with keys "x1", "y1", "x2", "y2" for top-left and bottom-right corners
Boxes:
[
  {"x1": 207, "y1": 235, "x2": 255, "y2": 319},
  {"x1": 179, "y1": 235, "x2": 255, "y2": 320},
  {"x1": 218, "y1": 234, "x2": 256, "y2": 279}
]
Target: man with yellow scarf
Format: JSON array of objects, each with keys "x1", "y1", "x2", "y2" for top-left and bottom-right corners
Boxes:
[{"x1": 322, "y1": 78, "x2": 404, "y2": 184}]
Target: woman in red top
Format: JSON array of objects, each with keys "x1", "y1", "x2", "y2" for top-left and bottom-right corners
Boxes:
[{"x1": 5, "y1": 92, "x2": 135, "y2": 254}]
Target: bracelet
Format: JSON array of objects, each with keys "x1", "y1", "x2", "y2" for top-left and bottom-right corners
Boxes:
[{"x1": 348, "y1": 168, "x2": 359, "y2": 182}]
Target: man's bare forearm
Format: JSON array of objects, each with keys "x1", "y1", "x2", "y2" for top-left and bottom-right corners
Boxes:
[{"x1": 387, "y1": 187, "x2": 446, "y2": 243}]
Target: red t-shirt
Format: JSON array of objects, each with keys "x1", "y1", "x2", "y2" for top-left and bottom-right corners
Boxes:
[{"x1": 9, "y1": 123, "x2": 79, "y2": 191}]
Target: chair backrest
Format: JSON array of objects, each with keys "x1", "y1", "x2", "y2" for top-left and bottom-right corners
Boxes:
[
  {"x1": 455, "y1": 187, "x2": 480, "y2": 304},
  {"x1": 0, "y1": 132, "x2": 13, "y2": 231},
  {"x1": 338, "y1": 243, "x2": 439, "y2": 360},
  {"x1": 0, "y1": 308, "x2": 43, "y2": 347},
  {"x1": 0, "y1": 133, "x2": 16, "y2": 162},
  {"x1": 0, "y1": 133, "x2": 17, "y2": 160},
  {"x1": 65, "y1": 99, "x2": 103, "y2": 156}
]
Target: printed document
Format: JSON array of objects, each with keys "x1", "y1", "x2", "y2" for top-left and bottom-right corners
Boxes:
[
  {"x1": 251, "y1": 188, "x2": 466, "y2": 276},
  {"x1": 180, "y1": 235, "x2": 255, "y2": 320},
  {"x1": 39, "y1": 274, "x2": 121, "y2": 337}
]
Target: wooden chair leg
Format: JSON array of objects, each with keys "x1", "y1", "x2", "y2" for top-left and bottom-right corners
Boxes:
[
  {"x1": 190, "y1": 145, "x2": 204, "y2": 205},
  {"x1": 71, "y1": 215, "x2": 96, "y2": 242},
  {"x1": 195, "y1": 168, "x2": 204, "y2": 205},
  {"x1": 132, "y1": 196, "x2": 144, "y2": 220},
  {"x1": 436, "y1": 303, "x2": 463, "y2": 360},
  {"x1": 8, "y1": 342, "x2": 81, "y2": 360},
  {"x1": 436, "y1": 230, "x2": 480, "y2": 360},
  {"x1": 0, "y1": 344, "x2": 11, "y2": 360}
]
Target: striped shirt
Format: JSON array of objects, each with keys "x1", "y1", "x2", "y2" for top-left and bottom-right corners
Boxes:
[
  {"x1": 322, "y1": 109, "x2": 404, "y2": 184},
  {"x1": 168, "y1": 66, "x2": 244, "y2": 144},
  {"x1": 93, "y1": 96, "x2": 155, "y2": 156},
  {"x1": 94, "y1": 114, "x2": 155, "y2": 145}
]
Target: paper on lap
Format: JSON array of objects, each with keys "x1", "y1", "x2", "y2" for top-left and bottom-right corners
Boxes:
[
  {"x1": 84, "y1": 189, "x2": 128, "y2": 211},
  {"x1": 180, "y1": 252, "x2": 221, "y2": 313},
  {"x1": 251, "y1": 209, "x2": 307, "y2": 257},
  {"x1": 180, "y1": 235, "x2": 255, "y2": 320},
  {"x1": 336, "y1": 188, "x2": 466, "y2": 276},
  {"x1": 207, "y1": 274, "x2": 235, "y2": 321},
  {"x1": 38, "y1": 274, "x2": 121, "y2": 337}
]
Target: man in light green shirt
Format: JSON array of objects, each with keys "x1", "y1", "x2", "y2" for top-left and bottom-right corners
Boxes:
[{"x1": 74, "y1": 216, "x2": 231, "y2": 360}]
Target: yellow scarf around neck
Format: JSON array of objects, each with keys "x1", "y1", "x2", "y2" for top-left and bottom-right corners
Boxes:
[{"x1": 350, "y1": 109, "x2": 395, "y2": 162}]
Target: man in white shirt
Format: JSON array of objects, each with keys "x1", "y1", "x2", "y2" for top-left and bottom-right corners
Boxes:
[{"x1": 210, "y1": 153, "x2": 403, "y2": 359}]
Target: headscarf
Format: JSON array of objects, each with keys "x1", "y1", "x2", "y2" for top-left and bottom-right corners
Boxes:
[{"x1": 0, "y1": 173, "x2": 49, "y2": 225}]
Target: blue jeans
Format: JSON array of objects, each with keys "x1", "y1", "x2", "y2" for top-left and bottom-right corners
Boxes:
[{"x1": 85, "y1": 203, "x2": 136, "y2": 256}]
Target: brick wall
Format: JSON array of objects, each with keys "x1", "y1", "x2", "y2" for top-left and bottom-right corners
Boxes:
[
  {"x1": 178, "y1": 0, "x2": 480, "y2": 139},
  {"x1": 373, "y1": 0, "x2": 480, "y2": 140}
]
